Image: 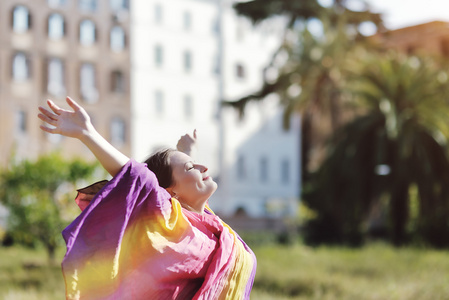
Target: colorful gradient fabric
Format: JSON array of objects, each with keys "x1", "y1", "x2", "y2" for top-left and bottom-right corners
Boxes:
[{"x1": 62, "y1": 159, "x2": 256, "y2": 300}]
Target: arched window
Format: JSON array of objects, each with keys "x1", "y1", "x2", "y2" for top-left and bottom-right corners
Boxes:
[
  {"x1": 48, "y1": 13, "x2": 65, "y2": 40},
  {"x1": 110, "y1": 0, "x2": 128, "y2": 11},
  {"x1": 12, "y1": 6, "x2": 30, "y2": 33},
  {"x1": 47, "y1": 58, "x2": 65, "y2": 96},
  {"x1": 79, "y1": 0, "x2": 97, "y2": 12},
  {"x1": 80, "y1": 63, "x2": 98, "y2": 103},
  {"x1": 12, "y1": 52, "x2": 30, "y2": 81},
  {"x1": 110, "y1": 70, "x2": 125, "y2": 93},
  {"x1": 47, "y1": 0, "x2": 68, "y2": 8},
  {"x1": 110, "y1": 26, "x2": 125, "y2": 52},
  {"x1": 110, "y1": 117, "x2": 126, "y2": 146},
  {"x1": 79, "y1": 19, "x2": 96, "y2": 46}
]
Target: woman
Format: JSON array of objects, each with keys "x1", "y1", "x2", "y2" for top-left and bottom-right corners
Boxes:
[{"x1": 38, "y1": 97, "x2": 256, "y2": 300}]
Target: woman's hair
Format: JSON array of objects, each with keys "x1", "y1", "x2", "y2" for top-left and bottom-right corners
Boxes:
[{"x1": 144, "y1": 148, "x2": 177, "y2": 188}]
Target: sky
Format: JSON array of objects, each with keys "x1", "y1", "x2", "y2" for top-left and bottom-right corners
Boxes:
[{"x1": 365, "y1": 0, "x2": 449, "y2": 30}]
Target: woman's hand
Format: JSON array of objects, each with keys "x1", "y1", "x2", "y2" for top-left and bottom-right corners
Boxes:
[
  {"x1": 38, "y1": 96, "x2": 129, "y2": 176},
  {"x1": 38, "y1": 97, "x2": 93, "y2": 140},
  {"x1": 176, "y1": 129, "x2": 197, "y2": 157}
]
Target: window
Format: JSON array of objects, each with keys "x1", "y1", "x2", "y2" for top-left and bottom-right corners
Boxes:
[
  {"x1": 48, "y1": 13, "x2": 65, "y2": 40},
  {"x1": 237, "y1": 155, "x2": 247, "y2": 180},
  {"x1": 12, "y1": 6, "x2": 30, "y2": 33},
  {"x1": 79, "y1": 19, "x2": 96, "y2": 46},
  {"x1": 155, "y1": 45, "x2": 163, "y2": 67},
  {"x1": 183, "y1": 95, "x2": 193, "y2": 119},
  {"x1": 259, "y1": 157, "x2": 268, "y2": 182},
  {"x1": 47, "y1": 58, "x2": 65, "y2": 96},
  {"x1": 110, "y1": 0, "x2": 128, "y2": 11},
  {"x1": 236, "y1": 64, "x2": 245, "y2": 79},
  {"x1": 213, "y1": 55, "x2": 220, "y2": 75},
  {"x1": 212, "y1": 18, "x2": 219, "y2": 34},
  {"x1": 111, "y1": 70, "x2": 125, "y2": 93},
  {"x1": 80, "y1": 63, "x2": 98, "y2": 103},
  {"x1": 110, "y1": 26, "x2": 125, "y2": 52},
  {"x1": 47, "y1": 0, "x2": 67, "y2": 7},
  {"x1": 281, "y1": 159, "x2": 290, "y2": 184},
  {"x1": 12, "y1": 52, "x2": 30, "y2": 81},
  {"x1": 15, "y1": 110, "x2": 27, "y2": 134},
  {"x1": 154, "y1": 4, "x2": 163, "y2": 24},
  {"x1": 110, "y1": 117, "x2": 126, "y2": 146},
  {"x1": 183, "y1": 11, "x2": 192, "y2": 30},
  {"x1": 155, "y1": 90, "x2": 164, "y2": 115},
  {"x1": 441, "y1": 38, "x2": 449, "y2": 58},
  {"x1": 79, "y1": 0, "x2": 97, "y2": 12},
  {"x1": 184, "y1": 50, "x2": 192, "y2": 72}
]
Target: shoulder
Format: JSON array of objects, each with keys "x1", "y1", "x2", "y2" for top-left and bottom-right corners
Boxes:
[{"x1": 122, "y1": 159, "x2": 159, "y2": 186}]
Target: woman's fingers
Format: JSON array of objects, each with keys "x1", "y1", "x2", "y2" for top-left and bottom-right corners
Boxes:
[
  {"x1": 38, "y1": 106, "x2": 58, "y2": 121},
  {"x1": 66, "y1": 96, "x2": 81, "y2": 111},
  {"x1": 37, "y1": 111, "x2": 58, "y2": 126},
  {"x1": 47, "y1": 99, "x2": 63, "y2": 115},
  {"x1": 39, "y1": 124, "x2": 57, "y2": 134}
]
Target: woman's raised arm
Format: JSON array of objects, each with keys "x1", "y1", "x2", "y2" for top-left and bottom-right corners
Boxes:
[{"x1": 38, "y1": 97, "x2": 129, "y2": 176}]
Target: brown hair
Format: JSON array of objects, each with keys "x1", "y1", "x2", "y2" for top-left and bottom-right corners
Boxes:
[{"x1": 144, "y1": 148, "x2": 177, "y2": 188}]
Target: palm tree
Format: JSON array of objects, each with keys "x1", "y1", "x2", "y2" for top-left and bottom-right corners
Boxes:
[
  {"x1": 304, "y1": 52, "x2": 449, "y2": 246},
  {"x1": 228, "y1": 0, "x2": 384, "y2": 183}
]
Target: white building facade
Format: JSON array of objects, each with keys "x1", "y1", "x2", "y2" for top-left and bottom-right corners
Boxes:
[{"x1": 130, "y1": 0, "x2": 300, "y2": 220}]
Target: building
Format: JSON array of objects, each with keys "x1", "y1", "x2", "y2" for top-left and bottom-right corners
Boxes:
[
  {"x1": 131, "y1": 0, "x2": 300, "y2": 226},
  {"x1": 374, "y1": 21, "x2": 449, "y2": 57},
  {"x1": 0, "y1": 0, "x2": 300, "y2": 230},
  {"x1": 0, "y1": 0, "x2": 131, "y2": 165}
]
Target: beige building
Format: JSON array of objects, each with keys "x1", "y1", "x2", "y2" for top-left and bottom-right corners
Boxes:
[{"x1": 0, "y1": 0, "x2": 131, "y2": 166}]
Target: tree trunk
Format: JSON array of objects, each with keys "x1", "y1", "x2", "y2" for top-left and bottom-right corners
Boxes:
[
  {"x1": 301, "y1": 111, "x2": 313, "y2": 183},
  {"x1": 390, "y1": 181, "x2": 409, "y2": 246},
  {"x1": 47, "y1": 243, "x2": 56, "y2": 265}
]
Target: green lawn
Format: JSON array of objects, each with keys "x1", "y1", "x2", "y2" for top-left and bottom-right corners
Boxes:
[
  {"x1": 0, "y1": 242, "x2": 448, "y2": 299},
  {"x1": 251, "y1": 242, "x2": 449, "y2": 300}
]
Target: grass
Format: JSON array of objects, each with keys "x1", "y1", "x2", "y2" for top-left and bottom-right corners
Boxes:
[
  {"x1": 251, "y1": 242, "x2": 449, "y2": 300},
  {"x1": 0, "y1": 246, "x2": 65, "y2": 300},
  {"x1": 0, "y1": 242, "x2": 448, "y2": 299}
]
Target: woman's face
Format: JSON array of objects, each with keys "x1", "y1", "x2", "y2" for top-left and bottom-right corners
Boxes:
[{"x1": 167, "y1": 151, "x2": 217, "y2": 213}]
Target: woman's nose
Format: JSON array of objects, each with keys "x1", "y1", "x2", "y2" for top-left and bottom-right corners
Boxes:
[{"x1": 196, "y1": 164, "x2": 208, "y2": 172}]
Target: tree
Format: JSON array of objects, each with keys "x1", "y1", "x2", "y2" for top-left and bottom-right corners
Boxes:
[
  {"x1": 227, "y1": 0, "x2": 384, "y2": 182},
  {"x1": 304, "y1": 52, "x2": 449, "y2": 246},
  {"x1": 0, "y1": 153, "x2": 98, "y2": 262}
]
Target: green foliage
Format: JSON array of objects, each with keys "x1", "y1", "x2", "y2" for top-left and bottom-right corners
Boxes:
[
  {"x1": 304, "y1": 53, "x2": 449, "y2": 247},
  {"x1": 0, "y1": 153, "x2": 98, "y2": 262},
  {"x1": 233, "y1": 0, "x2": 383, "y2": 29}
]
